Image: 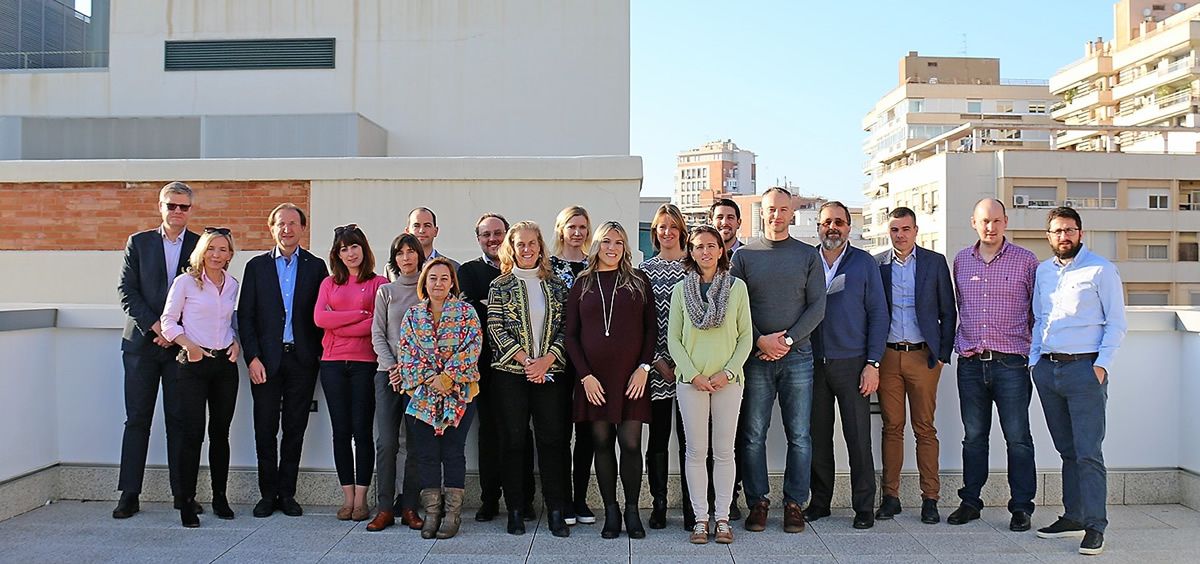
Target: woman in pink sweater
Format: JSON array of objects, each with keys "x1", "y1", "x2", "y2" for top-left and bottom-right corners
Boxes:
[{"x1": 315, "y1": 224, "x2": 388, "y2": 521}]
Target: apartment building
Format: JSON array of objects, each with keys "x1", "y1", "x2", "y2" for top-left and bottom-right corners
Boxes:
[{"x1": 674, "y1": 139, "x2": 755, "y2": 224}]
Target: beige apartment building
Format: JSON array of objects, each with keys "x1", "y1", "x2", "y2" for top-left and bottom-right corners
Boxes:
[
  {"x1": 1050, "y1": 0, "x2": 1200, "y2": 153},
  {"x1": 674, "y1": 139, "x2": 756, "y2": 224}
]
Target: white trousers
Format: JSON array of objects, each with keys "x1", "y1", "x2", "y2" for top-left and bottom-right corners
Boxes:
[{"x1": 676, "y1": 380, "x2": 743, "y2": 522}]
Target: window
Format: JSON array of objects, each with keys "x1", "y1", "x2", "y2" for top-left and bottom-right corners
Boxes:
[
  {"x1": 1087, "y1": 231, "x2": 1118, "y2": 258},
  {"x1": 1066, "y1": 181, "x2": 1117, "y2": 209},
  {"x1": 967, "y1": 99, "x2": 982, "y2": 114},
  {"x1": 1028, "y1": 102, "x2": 1047, "y2": 114},
  {"x1": 909, "y1": 99, "x2": 925, "y2": 113},
  {"x1": 1128, "y1": 238, "x2": 1170, "y2": 260},
  {"x1": 1014, "y1": 186, "x2": 1057, "y2": 208},
  {"x1": 1149, "y1": 195, "x2": 1169, "y2": 209},
  {"x1": 1180, "y1": 233, "x2": 1198, "y2": 261},
  {"x1": 1128, "y1": 292, "x2": 1169, "y2": 306}
]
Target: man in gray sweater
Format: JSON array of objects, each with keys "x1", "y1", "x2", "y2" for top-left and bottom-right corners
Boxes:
[{"x1": 730, "y1": 187, "x2": 827, "y2": 534}]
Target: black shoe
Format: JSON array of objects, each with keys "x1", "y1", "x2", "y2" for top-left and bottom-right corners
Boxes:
[
  {"x1": 177, "y1": 497, "x2": 199, "y2": 528},
  {"x1": 920, "y1": 499, "x2": 940, "y2": 524},
  {"x1": 601, "y1": 504, "x2": 621, "y2": 539},
  {"x1": 624, "y1": 506, "x2": 646, "y2": 539},
  {"x1": 507, "y1": 509, "x2": 526, "y2": 535},
  {"x1": 211, "y1": 493, "x2": 234, "y2": 520},
  {"x1": 174, "y1": 498, "x2": 204, "y2": 515},
  {"x1": 1079, "y1": 529, "x2": 1104, "y2": 555},
  {"x1": 522, "y1": 501, "x2": 537, "y2": 522},
  {"x1": 253, "y1": 497, "x2": 276, "y2": 518},
  {"x1": 648, "y1": 498, "x2": 667, "y2": 529},
  {"x1": 475, "y1": 500, "x2": 499, "y2": 522},
  {"x1": 874, "y1": 496, "x2": 901, "y2": 520},
  {"x1": 682, "y1": 504, "x2": 697, "y2": 531},
  {"x1": 548, "y1": 509, "x2": 570, "y2": 538},
  {"x1": 802, "y1": 505, "x2": 831, "y2": 522},
  {"x1": 1010, "y1": 511, "x2": 1032, "y2": 532},
  {"x1": 728, "y1": 499, "x2": 742, "y2": 521},
  {"x1": 112, "y1": 492, "x2": 139, "y2": 519},
  {"x1": 947, "y1": 504, "x2": 980, "y2": 525},
  {"x1": 575, "y1": 500, "x2": 596, "y2": 525},
  {"x1": 1036, "y1": 516, "x2": 1086, "y2": 539},
  {"x1": 853, "y1": 511, "x2": 874, "y2": 530},
  {"x1": 278, "y1": 496, "x2": 303, "y2": 517}
]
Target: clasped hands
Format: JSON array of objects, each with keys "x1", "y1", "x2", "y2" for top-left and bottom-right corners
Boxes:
[{"x1": 581, "y1": 364, "x2": 649, "y2": 406}]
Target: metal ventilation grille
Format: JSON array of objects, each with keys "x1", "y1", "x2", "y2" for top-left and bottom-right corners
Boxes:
[{"x1": 164, "y1": 38, "x2": 335, "y2": 71}]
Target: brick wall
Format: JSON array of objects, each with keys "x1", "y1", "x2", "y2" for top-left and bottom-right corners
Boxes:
[{"x1": 0, "y1": 181, "x2": 310, "y2": 250}]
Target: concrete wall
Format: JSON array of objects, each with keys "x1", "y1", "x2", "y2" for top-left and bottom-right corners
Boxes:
[{"x1": 0, "y1": 328, "x2": 58, "y2": 480}]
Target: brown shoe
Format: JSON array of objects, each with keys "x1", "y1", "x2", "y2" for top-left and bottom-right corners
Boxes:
[
  {"x1": 745, "y1": 500, "x2": 769, "y2": 532},
  {"x1": 366, "y1": 510, "x2": 394, "y2": 532},
  {"x1": 689, "y1": 521, "x2": 709, "y2": 544},
  {"x1": 336, "y1": 505, "x2": 353, "y2": 521},
  {"x1": 351, "y1": 504, "x2": 370, "y2": 522},
  {"x1": 400, "y1": 508, "x2": 424, "y2": 530},
  {"x1": 783, "y1": 501, "x2": 806, "y2": 533},
  {"x1": 714, "y1": 520, "x2": 734, "y2": 544}
]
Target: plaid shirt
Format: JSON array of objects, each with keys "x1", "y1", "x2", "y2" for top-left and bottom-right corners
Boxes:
[{"x1": 952, "y1": 239, "x2": 1038, "y2": 356}]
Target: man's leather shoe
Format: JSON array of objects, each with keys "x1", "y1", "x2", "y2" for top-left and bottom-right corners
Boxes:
[
  {"x1": 211, "y1": 493, "x2": 234, "y2": 520},
  {"x1": 475, "y1": 500, "x2": 499, "y2": 522},
  {"x1": 548, "y1": 509, "x2": 570, "y2": 538},
  {"x1": 278, "y1": 496, "x2": 303, "y2": 517},
  {"x1": 783, "y1": 501, "x2": 806, "y2": 533},
  {"x1": 253, "y1": 497, "x2": 276, "y2": 518},
  {"x1": 400, "y1": 508, "x2": 424, "y2": 530},
  {"x1": 366, "y1": 510, "x2": 394, "y2": 532},
  {"x1": 177, "y1": 496, "x2": 200, "y2": 528},
  {"x1": 744, "y1": 499, "x2": 769, "y2": 532},
  {"x1": 507, "y1": 509, "x2": 526, "y2": 535},
  {"x1": 853, "y1": 511, "x2": 875, "y2": 530},
  {"x1": 112, "y1": 493, "x2": 139, "y2": 519},
  {"x1": 1010, "y1": 511, "x2": 1032, "y2": 532},
  {"x1": 920, "y1": 499, "x2": 940, "y2": 524},
  {"x1": 174, "y1": 498, "x2": 204, "y2": 515},
  {"x1": 1079, "y1": 529, "x2": 1104, "y2": 555},
  {"x1": 875, "y1": 496, "x2": 901, "y2": 520},
  {"x1": 947, "y1": 504, "x2": 981, "y2": 525},
  {"x1": 802, "y1": 504, "x2": 831, "y2": 522}
]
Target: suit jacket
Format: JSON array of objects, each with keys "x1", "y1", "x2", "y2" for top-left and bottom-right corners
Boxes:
[
  {"x1": 119, "y1": 227, "x2": 200, "y2": 353},
  {"x1": 875, "y1": 245, "x2": 957, "y2": 368},
  {"x1": 238, "y1": 248, "x2": 327, "y2": 375}
]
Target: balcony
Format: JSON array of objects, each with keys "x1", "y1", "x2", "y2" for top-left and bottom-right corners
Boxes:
[
  {"x1": 1112, "y1": 57, "x2": 1200, "y2": 101},
  {"x1": 1113, "y1": 90, "x2": 1198, "y2": 126},
  {"x1": 1049, "y1": 53, "x2": 1113, "y2": 94},
  {"x1": 1050, "y1": 88, "x2": 1112, "y2": 121}
]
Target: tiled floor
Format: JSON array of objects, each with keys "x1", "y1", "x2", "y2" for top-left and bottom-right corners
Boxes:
[{"x1": 1, "y1": 501, "x2": 1198, "y2": 563}]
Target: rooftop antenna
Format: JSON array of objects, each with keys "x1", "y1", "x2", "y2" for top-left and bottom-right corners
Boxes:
[{"x1": 960, "y1": 33, "x2": 968, "y2": 56}]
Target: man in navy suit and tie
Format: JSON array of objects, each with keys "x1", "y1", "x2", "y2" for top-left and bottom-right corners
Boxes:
[
  {"x1": 239, "y1": 203, "x2": 328, "y2": 517},
  {"x1": 872, "y1": 207, "x2": 956, "y2": 525},
  {"x1": 113, "y1": 181, "x2": 201, "y2": 519}
]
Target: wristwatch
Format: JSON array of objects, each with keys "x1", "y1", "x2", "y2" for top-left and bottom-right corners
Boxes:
[
  {"x1": 723, "y1": 369, "x2": 735, "y2": 382},
  {"x1": 639, "y1": 363, "x2": 652, "y2": 373},
  {"x1": 784, "y1": 336, "x2": 794, "y2": 346},
  {"x1": 867, "y1": 359, "x2": 880, "y2": 368}
]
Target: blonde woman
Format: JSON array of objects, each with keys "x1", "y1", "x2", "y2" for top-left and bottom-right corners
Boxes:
[
  {"x1": 160, "y1": 227, "x2": 240, "y2": 527},
  {"x1": 486, "y1": 221, "x2": 572, "y2": 537},
  {"x1": 565, "y1": 221, "x2": 656, "y2": 539}
]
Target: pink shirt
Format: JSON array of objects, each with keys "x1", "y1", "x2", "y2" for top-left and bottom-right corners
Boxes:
[
  {"x1": 952, "y1": 239, "x2": 1039, "y2": 356},
  {"x1": 161, "y1": 271, "x2": 239, "y2": 350},
  {"x1": 314, "y1": 275, "x2": 388, "y2": 362}
]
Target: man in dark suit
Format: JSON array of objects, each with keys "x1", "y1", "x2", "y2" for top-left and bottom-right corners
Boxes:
[
  {"x1": 113, "y1": 181, "x2": 201, "y2": 519},
  {"x1": 238, "y1": 203, "x2": 328, "y2": 517},
  {"x1": 873, "y1": 206, "x2": 957, "y2": 525}
]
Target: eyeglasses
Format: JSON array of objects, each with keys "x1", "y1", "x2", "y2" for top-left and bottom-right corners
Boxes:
[
  {"x1": 820, "y1": 218, "x2": 848, "y2": 228},
  {"x1": 334, "y1": 223, "x2": 360, "y2": 235},
  {"x1": 204, "y1": 226, "x2": 231, "y2": 235},
  {"x1": 1046, "y1": 227, "x2": 1080, "y2": 237},
  {"x1": 477, "y1": 230, "x2": 506, "y2": 239},
  {"x1": 162, "y1": 202, "x2": 192, "y2": 212}
]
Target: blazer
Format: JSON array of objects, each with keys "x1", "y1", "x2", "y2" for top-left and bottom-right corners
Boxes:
[
  {"x1": 485, "y1": 272, "x2": 569, "y2": 374},
  {"x1": 238, "y1": 247, "x2": 328, "y2": 375},
  {"x1": 118, "y1": 227, "x2": 200, "y2": 353},
  {"x1": 811, "y1": 244, "x2": 889, "y2": 363},
  {"x1": 875, "y1": 245, "x2": 957, "y2": 368}
]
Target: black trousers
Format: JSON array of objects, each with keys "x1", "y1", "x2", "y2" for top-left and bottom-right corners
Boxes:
[
  {"x1": 476, "y1": 366, "x2": 534, "y2": 507},
  {"x1": 117, "y1": 349, "x2": 184, "y2": 496},
  {"x1": 810, "y1": 356, "x2": 876, "y2": 513},
  {"x1": 251, "y1": 348, "x2": 319, "y2": 499},
  {"x1": 646, "y1": 398, "x2": 690, "y2": 506},
  {"x1": 320, "y1": 360, "x2": 376, "y2": 486},
  {"x1": 493, "y1": 370, "x2": 571, "y2": 511},
  {"x1": 177, "y1": 352, "x2": 239, "y2": 499}
]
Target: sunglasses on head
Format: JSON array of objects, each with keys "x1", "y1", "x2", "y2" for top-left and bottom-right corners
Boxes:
[
  {"x1": 334, "y1": 223, "x2": 360, "y2": 235},
  {"x1": 204, "y1": 226, "x2": 231, "y2": 235},
  {"x1": 163, "y1": 202, "x2": 192, "y2": 212}
]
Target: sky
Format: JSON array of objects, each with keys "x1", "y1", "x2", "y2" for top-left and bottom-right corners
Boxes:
[{"x1": 631, "y1": 0, "x2": 1116, "y2": 204}]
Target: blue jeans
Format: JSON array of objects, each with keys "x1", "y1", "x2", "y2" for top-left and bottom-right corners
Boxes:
[
  {"x1": 956, "y1": 354, "x2": 1036, "y2": 514},
  {"x1": 1033, "y1": 356, "x2": 1108, "y2": 532},
  {"x1": 737, "y1": 345, "x2": 814, "y2": 506}
]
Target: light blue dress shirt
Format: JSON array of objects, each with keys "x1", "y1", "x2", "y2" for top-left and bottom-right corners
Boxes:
[
  {"x1": 1030, "y1": 245, "x2": 1127, "y2": 370},
  {"x1": 887, "y1": 250, "x2": 924, "y2": 344},
  {"x1": 160, "y1": 226, "x2": 185, "y2": 286},
  {"x1": 273, "y1": 247, "x2": 299, "y2": 344}
]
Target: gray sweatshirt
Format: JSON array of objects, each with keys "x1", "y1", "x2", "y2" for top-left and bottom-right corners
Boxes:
[
  {"x1": 729, "y1": 236, "x2": 827, "y2": 347},
  {"x1": 371, "y1": 271, "x2": 421, "y2": 371}
]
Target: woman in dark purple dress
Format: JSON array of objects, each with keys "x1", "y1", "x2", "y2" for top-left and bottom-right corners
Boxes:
[{"x1": 565, "y1": 221, "x2": 656, "y2": 540}]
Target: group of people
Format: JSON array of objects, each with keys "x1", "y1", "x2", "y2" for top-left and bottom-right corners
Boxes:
[{"x1": 112, "y1": 181, "x2": 1125, "y2": 555}]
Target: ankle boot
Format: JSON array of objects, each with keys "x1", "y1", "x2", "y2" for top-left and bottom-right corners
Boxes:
[
  {"x1": 211, "y1": 492, "x2": 234, "y2": 520},
  {"x1": 625, "y1": 504, "x2": 646, "y2": 539},
  {"x1": 647, "y1": 452, "x2": 668, "y2": 529},
  {"x1": 437, "y1": 488, "x2": 465, "y2": 539},
  {"x1": 177, "y1": 496, "x2": 199, "y2": 528},
  {"x1": 507, "y1": 508, "x2": 525, "y2": 535},
  {"x1": 419, "y1": 488, "x2": 442, "y2": 539},
  {"x1": 548, "y1": 508, "x2": 570, "y2": 537},
  {"x1": 600, "y1": 503, "x2": 621, "y2": 539}
]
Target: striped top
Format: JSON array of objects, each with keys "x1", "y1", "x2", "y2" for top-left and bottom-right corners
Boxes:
[{"x1": 641, "y1": 255, "x2": 687, "y2": 401}]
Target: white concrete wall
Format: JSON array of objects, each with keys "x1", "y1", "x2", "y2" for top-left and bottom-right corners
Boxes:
[
  {"x1": 0, "y1": 329, "x2": 58, "y2": 480},
  {"x1": 1178, "y1": 311, "x2": 1200, "y2": 473}
]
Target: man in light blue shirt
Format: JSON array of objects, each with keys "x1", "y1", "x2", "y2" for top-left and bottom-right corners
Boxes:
[{"x1": 1029, "y1": 207, "x2": 1126, "y2": 556}]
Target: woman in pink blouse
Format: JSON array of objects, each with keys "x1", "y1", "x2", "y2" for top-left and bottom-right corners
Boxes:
[
  {"x1": 160, "y1": 227, "x2": 240, "y2": 528},
  {"x1": 314, "y1": 224, "x2": 388, "y2": 522}
]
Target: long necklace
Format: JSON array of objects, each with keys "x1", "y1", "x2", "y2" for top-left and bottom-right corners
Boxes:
[{"x1": 598, "y1": 272, "x2": 616, "y2": 337}]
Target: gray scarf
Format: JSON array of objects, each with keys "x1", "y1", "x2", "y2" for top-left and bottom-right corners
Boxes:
[{"x1": 683, "y1": 270, "x2": 732, "y2": 330}]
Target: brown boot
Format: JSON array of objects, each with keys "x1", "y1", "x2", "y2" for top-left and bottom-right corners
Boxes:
[
  {"x1": 744, "y1": 499, "x2": 769, "y2": 532},
  {"x1": 783, "y1": 501, "x2": 806, "y2": 533},
  {"x1": 400, "y1": 508, "x2": 424, "y2": 530},
  {"x1": 366, "y1": 510, "x2": 394, "y2": 532},
  {"x1": 420, "y1": 488, "x2": 442, "y2": 539},
  {"x1": 437, "y1": 488, "x2": 465, "y2": 539}
]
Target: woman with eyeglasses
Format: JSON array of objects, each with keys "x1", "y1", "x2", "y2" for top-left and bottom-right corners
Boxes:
[
  {"x1": 398, "y1": 257, "x2": 483, "y2": 540},
  {"x1": 565, "y1": 221, "x2": 656, "y2": 539},
  {"x1": 315, "y1": 224, "x2": 388, "y2": 522},
  {"x1": 640, "y1": 204, "x2": 691, "y2": 530},
  {"x1": 160, "y1": 227, "x2": 240, "y2": 527},
  {"x1": 667, "y1": 226, "x2": 752, "y2": 545},
  {"x1": 366, "y1": 234, "x2": 427, "y2": 532}
]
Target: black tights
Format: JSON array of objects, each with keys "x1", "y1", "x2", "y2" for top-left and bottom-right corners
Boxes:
[{"x1": 591, "y1": 421, "x2": 643, "y2": 507}]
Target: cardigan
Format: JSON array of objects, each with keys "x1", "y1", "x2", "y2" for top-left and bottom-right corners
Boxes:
[
  {"x1": 399, "y1": 297, "x2": 483, "y2": 434},
  {"x1": 486, "y1": 270, "x2": 569, "y2": 374},
  {"x1": 665, "y1": 277, "x2": 754, "y2": 384},
  {"x1": 314, "y1": 274, "x2": 388, "y2": 362}
]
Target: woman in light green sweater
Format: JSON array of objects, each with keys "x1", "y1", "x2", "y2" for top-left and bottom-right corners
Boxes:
[{"x1": 666, "y1": 225, "x2": 753, "y2": 546}]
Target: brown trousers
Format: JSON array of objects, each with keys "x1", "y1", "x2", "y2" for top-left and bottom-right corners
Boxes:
[{"x1": 878, "y1": 347, "x2": 942, "y2": 500}]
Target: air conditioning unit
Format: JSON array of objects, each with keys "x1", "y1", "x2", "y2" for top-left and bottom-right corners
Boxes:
[
  {"x1": 1013, "y1": 194, "x2": 1029, "y2": 207},
  {"x1": 1064, "y1": 199, "x2": 1078, "y2": 208}
]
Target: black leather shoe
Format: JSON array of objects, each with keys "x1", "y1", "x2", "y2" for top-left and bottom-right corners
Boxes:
[
  {"x1": 624, "y1": 506, "x2": 646, "y2": 539},
  {"x1": 177, "y1": 497, "x2": 199, "y2": 528},
  {"x1": 278, "y1": 496, "x2": 303, "y2": 517},
  {"x1": 522, "y1": 501, "x2": 537, "y2": 522},
  {"x1": 802, "y1": 505, "x2": 831, "y2": 522},
  {"x1": 252, "y1": 497, "x2": 276, "y2": 518},
  {"x1": 211, "y1": 493, "x2": 234, "y2": 520},
  {"x1": 600, "y1": 504, "x2": 621, "y2": 539},
  {"x1": 649, "y1": 498, "x2": 667, "y2": 529},
  {"x1": 1079, "y1": 529, "x2": 1104, "y2": 555},
  {"x1": 112, "y1": 492, "x2": 139, "y2": 519},
  {"x1": 947, "y1": 504, "x2": 980, "y2": 525},
  {"x1": 920, "y1": 499, "x2": 940, "y2": 524},
  {"x1": 506, "y1": 509, "x2": 525, "y2": 535},
  {"x1": 548, "y1": 509, "x2": 570, "y2": 538},
  {"x1": 874, "y1": 496, "x2": 901, "y2": 520},
  {"x1": 852, "y1": 511, "x2": 874, "y2": 530},
  {"x1": 475, "y1": 500, "x2": 499, "y2": 522},
  {"x1": 1010, "y1": 511, "x2": 1032, "y2": 532},
  {"x1": 174, "y1": 498, "x2": 204, "y2": 515}
]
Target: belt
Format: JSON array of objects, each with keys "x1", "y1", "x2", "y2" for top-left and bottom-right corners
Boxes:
[
  {"x1": 971, "y1": 350, "x2": 1027, "y2": 362},
  {"x1": 887, "y1": 342, "x2": 926, "y2": 352},
  {"x1": 282, "y1": 342, "x2": 296, "y2": 353},
  {"x1": 1044, "y1": 352, "x2": 1098, "y2": 363}
]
